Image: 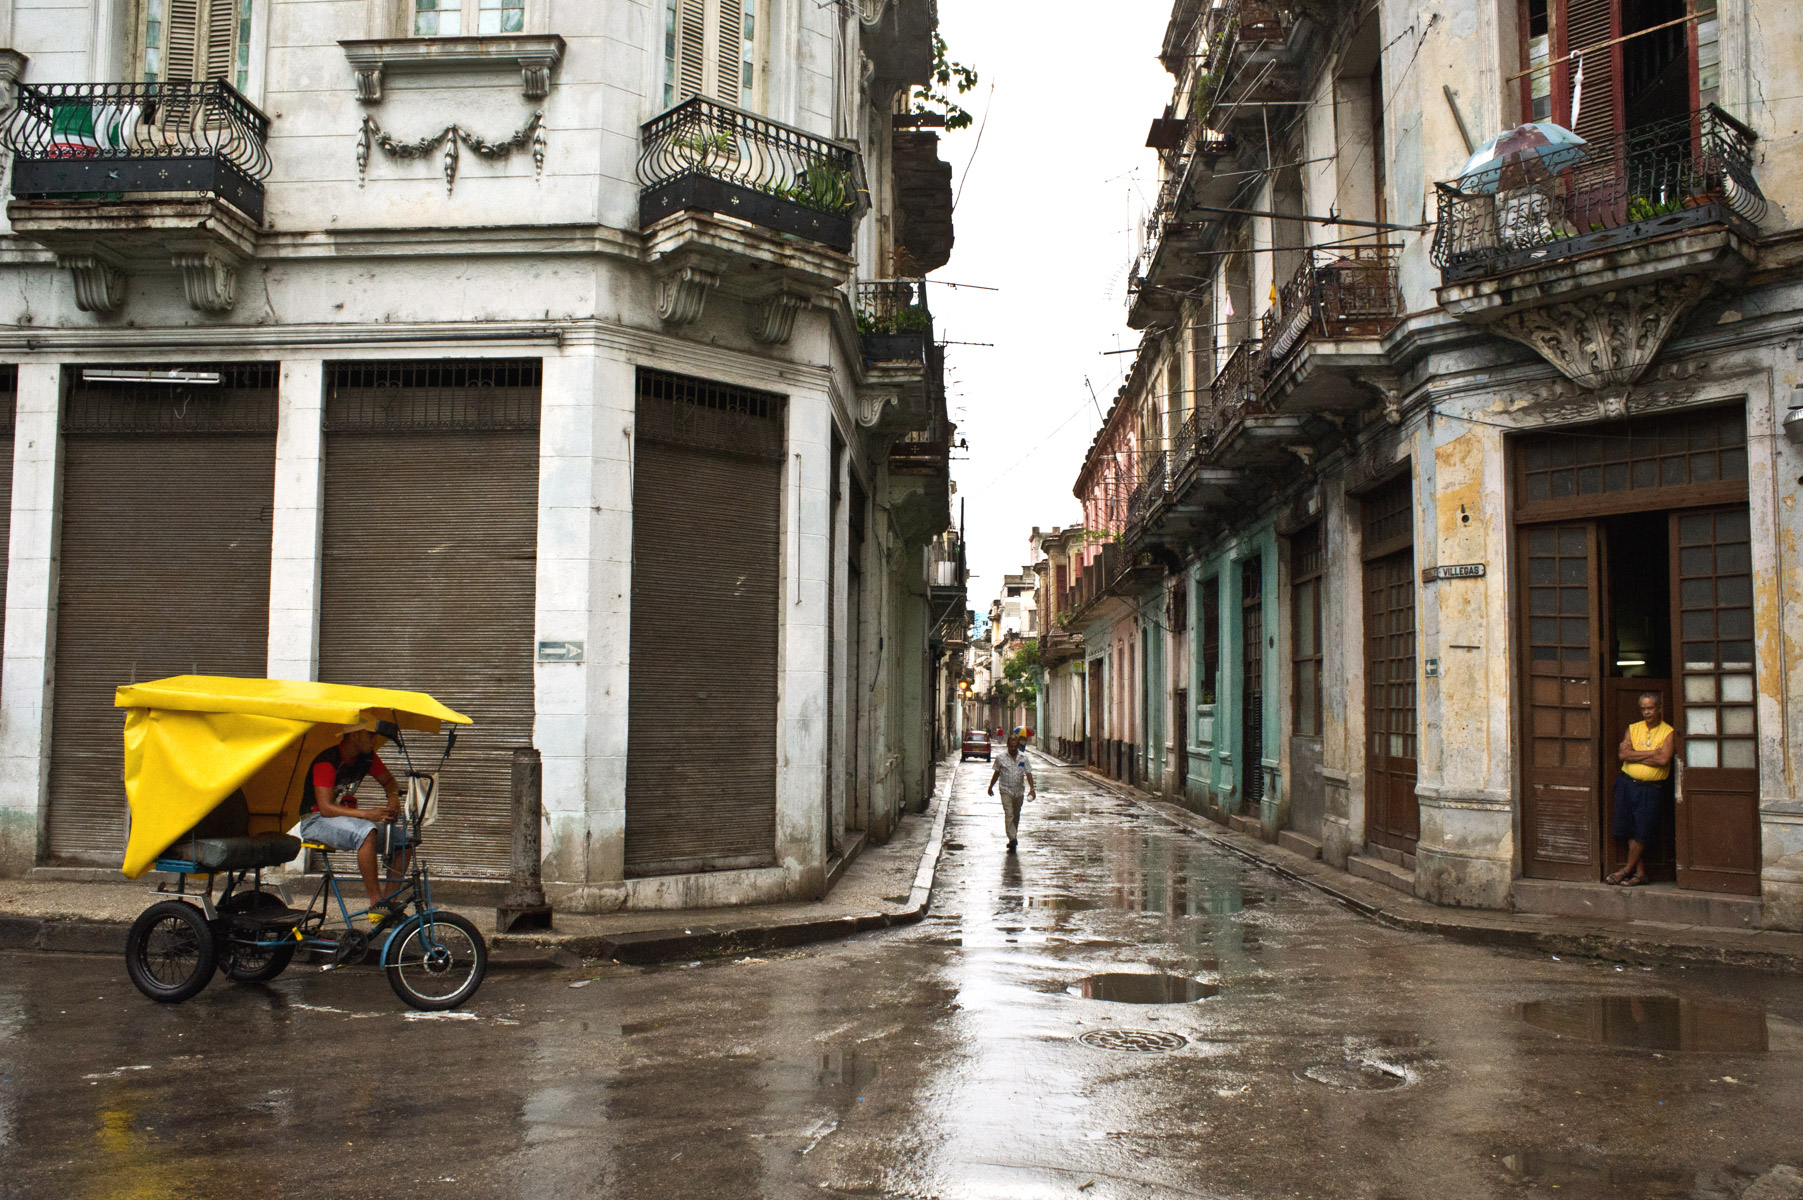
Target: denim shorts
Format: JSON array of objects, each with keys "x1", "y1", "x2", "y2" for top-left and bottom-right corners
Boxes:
[{"x1": 297, "y1": 813, "x2": 409, "y2": 854}]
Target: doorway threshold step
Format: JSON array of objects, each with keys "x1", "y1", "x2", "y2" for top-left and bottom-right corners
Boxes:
[
  {"x1": 1511, "y1": 879, "x2": 1760, "y2": 929},
  {"x1": 1348, "y1": 853, "x2": 1415, "y2": 895},
  {"x1": 1228, "y1": 813, "x2": 1263, "y2": 838},
  {"x1": 1277, "y1": 831, "x2": 1322, "y2": 860}
]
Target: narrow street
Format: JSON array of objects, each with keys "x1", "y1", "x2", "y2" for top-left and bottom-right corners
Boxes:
[{"x1": 4, "y1": 758, "x2": 1801, "y2": 1200}]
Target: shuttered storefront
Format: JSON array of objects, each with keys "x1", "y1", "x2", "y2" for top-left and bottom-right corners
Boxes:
[
  {"x1": 320, "y1": 361, "x2": 540, "y2": 879},
  {"x1": 627, "y1": 368, "x2": 783, "y2": 876},
  {"x1": 48, "y1": 367, "x2": 277, "y2": 863}
]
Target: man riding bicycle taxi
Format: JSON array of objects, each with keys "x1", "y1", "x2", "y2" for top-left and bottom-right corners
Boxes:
[{"x1": 295, "y1": 728, "x2": 411, "y2": 926}]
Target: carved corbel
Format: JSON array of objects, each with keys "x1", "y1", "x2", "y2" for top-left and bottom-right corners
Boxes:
[
  {"x1": 1285, "y1": 443, "x2": 1317, "y2": 468},
  {"x1": 57, "y1": 253, "x2": 126, "y2": 314},
  {"x1": 1486, "y1": 275, "x2": 1717, "y2": 392},
  {"x1": 748, "y1": 287, "x2": 812, "y2": 345},
  {"x1": 353, "y1": 64, "x2": 383, "y2": 103},
  {"x1": 657, "y1": 263, "x2": 720, "y2": 325},
  {"x1": 857, "y1": 392, "x2": 900, "y2": 430},
  {"x1": 520, "y1": 61, "x2": 553, "y2": 99},
  {"x1": 171, "y1": 250, "x2": 240, "y2": 313}
]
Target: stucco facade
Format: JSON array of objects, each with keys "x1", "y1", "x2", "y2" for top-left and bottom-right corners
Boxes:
[{"x1": 0, "y1": 0, "x2": 959, "y2": 910}]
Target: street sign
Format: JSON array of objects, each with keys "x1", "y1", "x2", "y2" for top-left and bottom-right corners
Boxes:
[
  {"x1": 1422, "y1": 563, "x2": 1486, "y2": 583},
  {"x1": 537, "y1": 640, "x2": 584, "y2": 663}
]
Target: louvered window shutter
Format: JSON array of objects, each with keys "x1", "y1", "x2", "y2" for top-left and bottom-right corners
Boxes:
[
  {"x1": 151, "y1": 0, "x2": 242, "y2": 84},
  {"x1": 1562, "y1": 0, "x2": 1623, "y2": 144},
  {"x1": 164, "y1": 0, "x2": 201, "y2": 82},
  {"x1": 665, "y1": 0, "x2": 755, "y2": 108}
]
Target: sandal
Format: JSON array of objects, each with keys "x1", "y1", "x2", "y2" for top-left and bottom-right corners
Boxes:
[
  {"x1": 1620, "y1": 873, "x2": 1648, "y2": 887},
  {"x1": 1605, "y1": 868, "x2": 1632, "y2": 885}
]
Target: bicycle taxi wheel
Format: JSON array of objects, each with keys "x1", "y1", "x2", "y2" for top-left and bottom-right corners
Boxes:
[
  {"x1": 125, "y1": 900, "x2": 219, "y2": 1003},
  {"x1": 384, "y1": 911, "x2": 487, "y2": 1011},
  {"x1": 217, "y1": 891, "x2": 298, "y2": 983}
]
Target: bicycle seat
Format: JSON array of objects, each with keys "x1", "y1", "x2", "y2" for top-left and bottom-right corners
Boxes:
[{"x1": 186, "y1": 835, "x2": 303, "y2": 872}]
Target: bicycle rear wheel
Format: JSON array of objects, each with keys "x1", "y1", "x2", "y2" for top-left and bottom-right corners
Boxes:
[{"x1": 384, "y1": 911, "x2": 486, "y2": 1011}]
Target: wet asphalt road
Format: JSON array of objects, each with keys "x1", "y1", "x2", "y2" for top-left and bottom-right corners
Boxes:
[{"x1": 4, "y1": 759, "x2": 1803, "y2": 1200}]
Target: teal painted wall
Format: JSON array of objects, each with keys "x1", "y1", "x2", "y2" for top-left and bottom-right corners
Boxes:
[{"x1": 1181, "y1": 520, "x2": 1280, "y2": 820}]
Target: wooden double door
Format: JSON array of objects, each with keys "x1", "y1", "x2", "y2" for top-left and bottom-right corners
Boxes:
[{"x1": 1519, "y1": 510, "x2": 1759, "y2": 893}]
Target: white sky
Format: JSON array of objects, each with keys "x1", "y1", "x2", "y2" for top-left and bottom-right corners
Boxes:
[{"x1": 928, "y1": 1, "x2": 1173, "y2": 615}]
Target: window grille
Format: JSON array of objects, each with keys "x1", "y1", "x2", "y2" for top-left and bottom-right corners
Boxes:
[{"x1": 326, "y1": 360, "x2": 543, "y2": 433}]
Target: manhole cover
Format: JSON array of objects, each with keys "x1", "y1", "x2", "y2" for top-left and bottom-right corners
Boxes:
[{"x1": 1079, "y1": 1029, "x2": 1189, "y2": 1053}]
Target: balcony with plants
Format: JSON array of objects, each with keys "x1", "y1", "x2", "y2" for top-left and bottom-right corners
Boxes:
[
  {"x1": 1432, "y1": 106, "x2": 1763, "y2": 343},
  {"x1": 637, "y1": 97, "x2": 869, "y2": 343},
  {"x1": 0, "y1": 80, "x2": 271, "y2": 313}
]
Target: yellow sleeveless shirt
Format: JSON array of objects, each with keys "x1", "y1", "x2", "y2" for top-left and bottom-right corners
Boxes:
[{"x1": 1622, "y1": 721, "x2": 1673, "y2": 782}]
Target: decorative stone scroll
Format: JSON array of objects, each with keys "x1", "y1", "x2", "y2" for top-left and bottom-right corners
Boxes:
[
  {"x1": 356, "y1": 112, "x2": 545, "y2": 195},
  {"x1": 171, "y1": 250, "x2": 240, "y2": 313},
  {"x1": 656, "y1": 264, "x2": 720, "y2": 325},
  {"x1": 1485, "y1": 275, "x2": 1718, "y2": 395},
  {"x1": 57, "y1": 253, "x2": 125, "y2": 314}
]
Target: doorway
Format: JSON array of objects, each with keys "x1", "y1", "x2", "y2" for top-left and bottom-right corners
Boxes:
[
  {"x1": 1514, "y1": 407, "x2": 1758, "y2": 894},
  {"x1": 1362, "y1": 472, "x2": 1419, "y2": 854},
  {"x1": 1240, "y1": 555, "x2": 1265, "y2": 812}
]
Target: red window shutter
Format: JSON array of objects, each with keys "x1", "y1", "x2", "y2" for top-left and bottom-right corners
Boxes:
[{"x1": 1564, "y1": 0, "x2": 1623, "y2": 143}]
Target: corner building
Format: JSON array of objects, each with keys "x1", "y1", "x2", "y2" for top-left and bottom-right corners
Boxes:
[
  {"x1": 0, "y1": 0, "x2": 962, "y2": 911},
  {"x1": 1075, "y1": 0, "x2": 1803, "y2": 929}
]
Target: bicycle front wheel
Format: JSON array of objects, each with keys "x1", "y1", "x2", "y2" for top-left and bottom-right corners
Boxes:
[
  {"x1": 125, "y1": 900, "x2": 218, "y2": 1003},
  {"x1": 384, "y1": 911, "x2": 486, "y2": 1011}
]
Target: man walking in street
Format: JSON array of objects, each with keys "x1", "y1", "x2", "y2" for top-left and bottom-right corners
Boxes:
[
  {"x1": 988, "y1": 730, "x2": 1036, "y2": 853},
  {"x1": 1609, "y1": 691, "x2": 1675, "y2": 887}
]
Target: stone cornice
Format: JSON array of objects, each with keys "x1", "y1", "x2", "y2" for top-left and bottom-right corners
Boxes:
[{"x1": 339, "y1": 35, "x2": 567, "y2": 103}]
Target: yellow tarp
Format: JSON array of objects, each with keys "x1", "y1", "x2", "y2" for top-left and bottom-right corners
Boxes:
[{"x1": 115, "y1": 676, "x2": 472, "y2": 879}]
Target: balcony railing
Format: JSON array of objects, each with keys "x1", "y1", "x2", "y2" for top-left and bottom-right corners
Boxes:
[
  {"x1": 856, "y1": 278, "x2": 933, "y2": 361},
  {"x1": 1172, "y1": 405, "x2": 1209, "y2": 477},
  {"x1": 1431, "y1": 105, "x2": 1764, "y2": 283},
  {"x1": 889, "y1": 429, "x2": 949, "y2": 474},
  {"x1": 1127, "y1": 452, "x2": 1169, "y2": 527},
  {"x1": 1211, "y1": 339, "x2": 1263, "y2": 433},
  {"x1": 0, "y1": 81, "x2": 271, "y2": 221},
  {"x1": 1261, "y1": 244, "x2": 1402, "y2": 372},
  {"x1": 639, "y1": 96, "x2": 864, "y2": 253}
]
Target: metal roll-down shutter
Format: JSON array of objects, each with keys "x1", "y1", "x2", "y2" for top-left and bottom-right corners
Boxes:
[
  {"x1": 627, "y1": 368, "x2": 783, "y2": 877},
  {"x1": 48, "y1": 366, "x2": 277, "y2": 864},
  {"x1": 0, "y1": 368, "x2": 16, "y2": 688},
  {"x1": 321, "y1": 361, "x2": 540, "y2": 880}
]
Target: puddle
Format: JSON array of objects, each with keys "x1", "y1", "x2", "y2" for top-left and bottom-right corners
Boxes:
[
  {"x1": 1516, "y1": 995, "x2": 1772, "y2": 1052},
  {"x1": 1024, "y1": 896, "x2": 1100, "y2": 911},
  {"x1": 1498, "y1": 1150, "x2": 1745, "y2": 1198},
  {"x1": 1067, "y1": 973, "x2": 1219, "y2": 1003},
  {"x1": 1297, "y1": 1060, "x2": 1412, "y2": 1090}
]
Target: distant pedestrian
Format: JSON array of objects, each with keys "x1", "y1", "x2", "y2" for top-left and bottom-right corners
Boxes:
[
  {"x1": 1608, "y1": 691, "x2": 1675, "y2": 887},
  {"x1": 988, "y1": 733, "x2": 1036, "y2": 853}
]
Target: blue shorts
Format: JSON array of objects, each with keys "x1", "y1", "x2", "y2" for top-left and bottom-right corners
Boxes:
[
  {"x1": 1611, "y1": 775, "x2": 1665, "y2": 844},
  {"x1": 297, "y1": 813, "x2": 410, "y2": 854}
]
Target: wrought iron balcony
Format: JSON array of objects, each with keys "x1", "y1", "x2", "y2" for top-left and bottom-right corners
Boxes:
[
  {"x1": 0, "y1": 81, "x2": 271, "y2": 221},
  {"x1": 1211, "y1": 339, "x2": 1263, "y2": 433},
  {"x1": 1261, "y1": 244, "x2": 1402, "y2": 373},
  {"x1": 889, "y1": 428, "x2": 950, "y2": 474},
  {"x1": 1127, "y1": 452, "x2": 1169, "y2": 528},
  {"x1": 1171, "y1": 405, "x2": 1209, "y2": 477},
  {"x1": 856, "y1": 278, "x2": 933, "y2": 361},
  {"x1": 639, "y1": 96, "x2": 865, "y2": 253},
  {"x1": 1431, "y1": 106, "x2": 1763, "y2": 284}
]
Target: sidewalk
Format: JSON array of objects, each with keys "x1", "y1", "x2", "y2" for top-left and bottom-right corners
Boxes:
[
  {"x1": 1055, "y1": 755, "x2": 1803, "y2": 974},
  {"x1": 0, "y1": 760, "x2": 959, "y2": 969}
]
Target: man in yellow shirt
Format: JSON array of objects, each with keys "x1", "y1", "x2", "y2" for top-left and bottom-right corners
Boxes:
[{"x1": 1608, "y1": 692, "x2": 1675, "y2": 886}]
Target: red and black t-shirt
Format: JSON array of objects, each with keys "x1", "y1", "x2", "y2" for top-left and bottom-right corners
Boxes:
[{"x1": 308, "y1": 745, "x2": 391, "y2": 813}]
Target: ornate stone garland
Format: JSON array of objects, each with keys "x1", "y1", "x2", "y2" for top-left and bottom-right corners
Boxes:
[{"x1": 356, "y1": 111, "x2": 545, "y2": 195}]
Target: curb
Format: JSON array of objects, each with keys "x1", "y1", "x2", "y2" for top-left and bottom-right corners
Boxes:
[
  {"x1": 1, "y1": 765, "x2": 961, "y2": 972},
  {"x1": 1067, "y1": 764, "x2": 1803, "y2": 976},
  {"x1": 494, "y1": 758, "x2": 960, "y2": 965}
]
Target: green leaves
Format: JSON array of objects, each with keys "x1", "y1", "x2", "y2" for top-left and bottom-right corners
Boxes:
[{"x1": 909, "y1": 32, "x2": 979, "y2": 131}]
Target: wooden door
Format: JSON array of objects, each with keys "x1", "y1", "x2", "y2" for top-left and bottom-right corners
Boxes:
[
  {"x1": 1671, "y1": 506, "x2": 1760, "y2": 895},
  {"x1": 1520, "y1": 523, "x2": 1601, "y2": 880},
  {"x1": 1363, "y1": 548, "x2": 1418, "y2": 852},
  {"x1": 1241, "y1": 557, "x2": 1265, "y2": 809}
]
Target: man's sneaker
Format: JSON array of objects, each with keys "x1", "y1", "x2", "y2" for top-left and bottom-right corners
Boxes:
[
  {"x1": 1007, "y1": 840, "x2": 1018, "y2": 853},
  {"x1": 367, "y1": 900, "x2": 407, "y2": 930}
]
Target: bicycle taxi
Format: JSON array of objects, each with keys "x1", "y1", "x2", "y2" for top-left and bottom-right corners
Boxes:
[{"x1": 116, "y1": 675, "x2": 488, "y2": 1011}]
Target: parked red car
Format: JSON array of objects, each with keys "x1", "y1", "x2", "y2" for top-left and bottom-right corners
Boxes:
[{"x1": 960, "y1": 730, "x2": 991, "y2": 761}]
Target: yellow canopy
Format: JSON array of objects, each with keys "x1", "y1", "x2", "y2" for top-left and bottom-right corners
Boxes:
[{"x1": 115, "y1": 676, "x2": 473, "y2": 879}]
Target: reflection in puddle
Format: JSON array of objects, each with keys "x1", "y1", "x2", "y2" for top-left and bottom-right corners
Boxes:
[
  {"x1": 1024, "y1": 895, "x2": 1100, "y2": 911},
  {"x1": 1499, "y1": 1150, "x2": 1734, "y2": 1197},
  {"x1": 1297, "y1": 1060, "x2": 1411, "y2": 1090},
  {"x1": 1068, "y1": 973, "x2": 1219, "y2": 1003},
  {"x1": 1516, "y1": 995, "x2": 1771, "y2": 1052}
]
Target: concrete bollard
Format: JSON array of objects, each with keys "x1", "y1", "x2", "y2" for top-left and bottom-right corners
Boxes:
[{"x1": 495, "y1": 746, "x2": 553, "y2": 934}]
